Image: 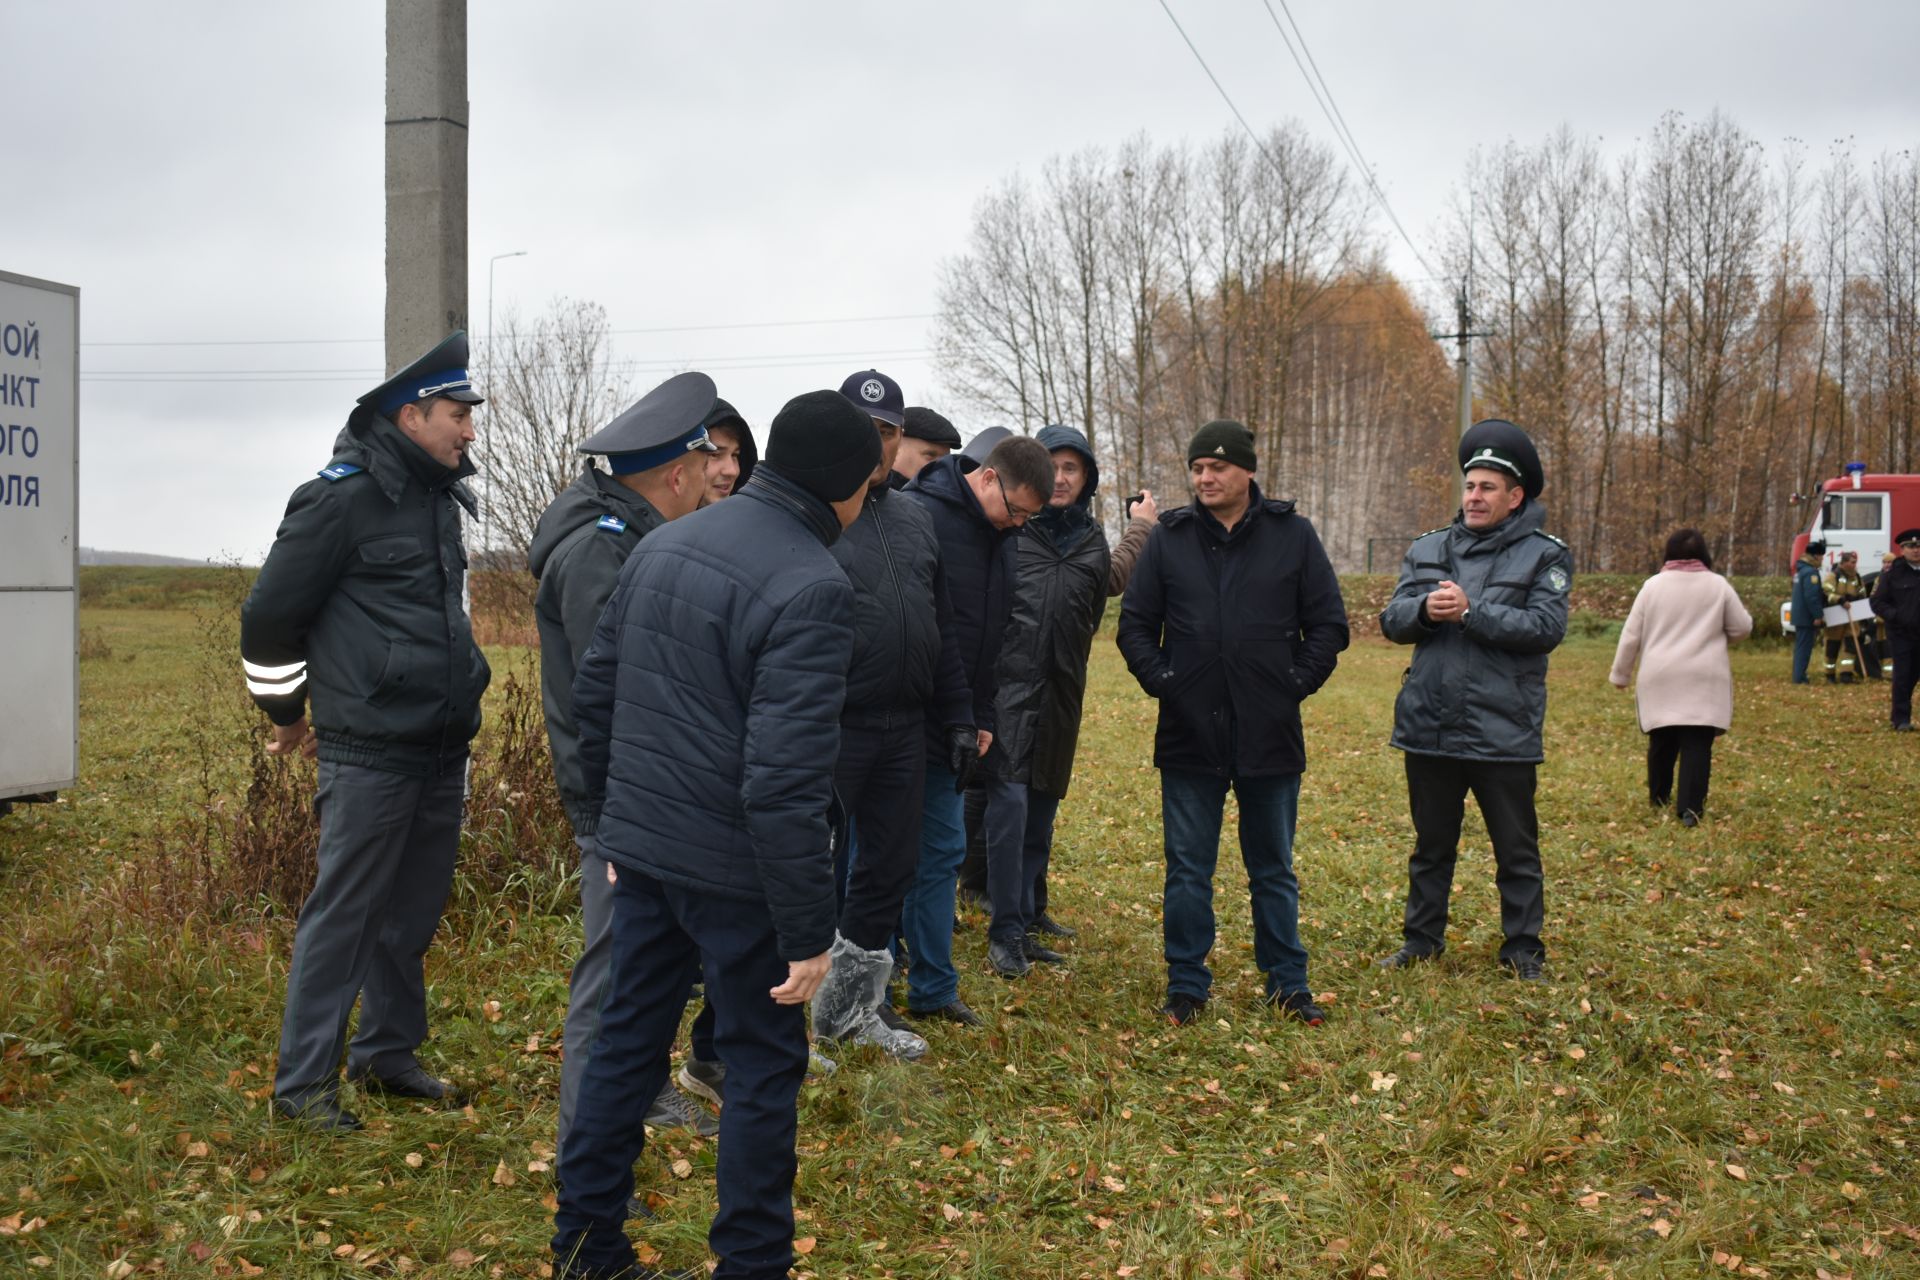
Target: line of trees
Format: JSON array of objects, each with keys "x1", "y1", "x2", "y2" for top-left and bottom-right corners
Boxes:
[{"x1": 933, "y1": 114, "x2": 1920, "y2": 573}]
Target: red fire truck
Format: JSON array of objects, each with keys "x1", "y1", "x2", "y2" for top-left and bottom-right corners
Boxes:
[{"x1": 1782, "y1": 464, "x2": 1920, "y2": 642}]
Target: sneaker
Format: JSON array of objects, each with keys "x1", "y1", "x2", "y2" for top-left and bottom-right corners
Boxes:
[
  {"x1": 677, "y1": 1058, "x2": 725, "y2": 1108},
  {"x1": 1021, "y1": 938, "x2": 1066, "y2": 965},
  {"x1": 988, "y1": 939, "x2": 1030, "y2": 978},
  {"x1": 643, "y1": 1082, "x2": 719, "y2": 1138},
  {"x1": 1029, "y1": 913, "x2": 1077, "y2": 939},
  {"x1": 1374, "y1": 946, "x2": 1439, "y2": 970},
  {"x1": 1159, "y1": 993, "x2": 1207, "y2": 1026},
  {"x1": 1267, "y1": 990, "x2": 1326, "y2": 1025},
  {"x1": 905, "y1": 999, "x2": 983, "y2": 1028},
  {"x1": 1504, "y1": 956, "x2": 1546, "y2": 982}
]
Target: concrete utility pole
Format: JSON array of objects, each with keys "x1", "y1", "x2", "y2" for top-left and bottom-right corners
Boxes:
[
  {"x1": 384, "y1": 0, "x2": 469, "y2": 375},
  {"x1": 1432, "y1": 284, "x2": 1490, "y2": 440}
]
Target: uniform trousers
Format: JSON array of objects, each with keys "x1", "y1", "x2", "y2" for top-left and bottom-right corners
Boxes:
[
  {"x1": 1401, "y1": 753, "x2": 1545, "y2": 964},
  {"x1": 831, "y1": 716, "x2": 928, "y2": 951},
  {"x1": 1890, "y1": 630, "x2": 1918, "y2": 728},
  {"x1": 553, "y1": 870, "x2": 808, "y2": 1280},
  {"x1": 273, "y1": 759, "x2": 464, "y2": 1105},
  {"x1": 557, "y1": 836, "x2": 709, "y2": 1157},
  {"x1": 1646, "y1": 724, "x2": 1718, "y2": 818}
]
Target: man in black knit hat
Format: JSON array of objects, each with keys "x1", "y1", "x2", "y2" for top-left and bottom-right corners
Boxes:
[{"x1": 554, "y1": 390, "x2": 879, "y2": 1280}]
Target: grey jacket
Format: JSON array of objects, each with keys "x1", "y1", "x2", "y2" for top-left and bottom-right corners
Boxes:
[
  {"x1": 529, "y1": 465, "x2": 666, "y2": 835},
  {"x1": 1380, "y1": 503, "x2": 1572, "y2": 764}
]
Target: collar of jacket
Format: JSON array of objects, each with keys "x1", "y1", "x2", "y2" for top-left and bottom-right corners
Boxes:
[
  {"x1": 588, "y1": 465, "x2": 664, "y2": 525},
  {"x1": 909, "y1": 453, "x2": 1016, "y2": 541},
  {"x1": 1162, "y1": 480, "x2": 1294, "y2": 540},
  {"x1": 741, "y1": 466, "x2": 845, "y2": 547},
  {"x1": 338, "y1": 405, "x2": 479, "y2": 515},
  {"x1": 1449, "y1": 499, "x2": 1545, "y2": 553}
]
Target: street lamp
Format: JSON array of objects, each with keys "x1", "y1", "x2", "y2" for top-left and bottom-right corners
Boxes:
[
  {"x1": 486, "y1": 250, "x2": 528, "y2": 372},
  {"x1": 479, "y1": 251, "x2": 527, "y2": 562}
]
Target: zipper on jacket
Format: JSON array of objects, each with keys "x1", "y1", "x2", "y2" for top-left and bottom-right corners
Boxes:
[{"x1": 871, "y1": 491, "x2": 911, "y2": 694}]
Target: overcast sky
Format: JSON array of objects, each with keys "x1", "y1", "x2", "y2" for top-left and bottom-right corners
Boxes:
[{"x1": 4, "y1": 0, "x2": 1916, "y2": 561}]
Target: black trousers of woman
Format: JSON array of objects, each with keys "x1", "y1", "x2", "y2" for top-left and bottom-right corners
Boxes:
[{"x1": 1647, "y1": 724, "x2": 1718, "y2": 820}]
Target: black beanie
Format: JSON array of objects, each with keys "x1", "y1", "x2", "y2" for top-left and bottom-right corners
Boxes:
[
  {"x1": 762, "y1": 390, "x2": 882, "y2": 503},
  {"x1": 1187, "y1": 419, "x2": 1256, "y2": 472}
]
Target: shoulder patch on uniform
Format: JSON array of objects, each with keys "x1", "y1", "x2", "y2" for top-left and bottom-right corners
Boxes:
[
  {"x1": 1546, "y1": 564, "x2": 1570, "y2": 593},
  {"x1": 595, "y1": 515, "x2": 628, "y2": 533},
  {"x1": 317, "y1": 462, "x2": 364, "y2": 482},
  {"x1": 1533, "y1": 530, "x2": 1569, "y2": 548}
]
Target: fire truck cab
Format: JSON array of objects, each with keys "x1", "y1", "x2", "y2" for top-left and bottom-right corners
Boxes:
[{"x1": 1782, "y1": 464, "x2": 1920, "y2": 633}]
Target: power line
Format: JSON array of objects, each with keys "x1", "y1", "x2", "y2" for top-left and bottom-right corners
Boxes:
[
  {"x1": 1258, "y1": 0, "x2": 1438, "y2": 281},
  {"x1": 80, "y1": 312, "x2": 938, "y2": 349}
]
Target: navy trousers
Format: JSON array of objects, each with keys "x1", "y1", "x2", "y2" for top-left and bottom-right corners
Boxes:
[{"x1": 553, "y1": 871, "x2": 808, "y2": 1280}]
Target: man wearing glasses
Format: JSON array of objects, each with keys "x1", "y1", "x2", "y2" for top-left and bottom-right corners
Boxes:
[{"x1": 897, "y1": 433, "x2": 1055, "y2": 1028}]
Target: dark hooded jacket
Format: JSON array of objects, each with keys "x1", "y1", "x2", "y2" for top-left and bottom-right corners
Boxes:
[
  {"x1": 240, "y1": 408, "x2": 490, "y2": 775},
  {"x1": 705, "y1": 397, "x2": 757, "y2": 493},
  {"x1": 830, "y1": 479, "x2": 972, "y2": 729},
  {"x1": 902, "y1": 454, "x2": 1020, "y2": 747},
  {"x1": 982, "y1": 425, "x2": 1112, "y2": 796},
  {"x1": 1379, "y1": 502, "x2": 1572, "y2": 763},
  {"x1": 1116, "y1": 483, "x2": 1349, "y2": 777},
  {"x1": 529, "y1": 464, "x2": 667, "y2": 835},
  {"x1": 571, "y1": 466, "x2": 855, "y2": 961}
]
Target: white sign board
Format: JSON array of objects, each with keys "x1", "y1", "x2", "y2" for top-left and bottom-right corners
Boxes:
[
  {"x1": 1822, "y1": 599, "x2": 1877, "y2": 628},
  {"x1": 0, "y1": 270, "x2": 79, "y2": 800}
]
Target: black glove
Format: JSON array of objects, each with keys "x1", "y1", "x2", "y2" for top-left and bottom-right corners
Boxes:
[{"x1": 946, "y1": 724, "x2": 980, "y2": 793}]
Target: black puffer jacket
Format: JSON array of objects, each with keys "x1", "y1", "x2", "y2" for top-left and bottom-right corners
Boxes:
[
  {"x1": 1379, "y1": 503, "x2": 1572, "y2": 763},
  {"x1": 1116, "y1": 485, "x2": 1348, "y2": 778},
  {"x1": 902, "y1": 454, "x2": 1018, "y2": 745},
  {"x1": 241, "y1": 409, "x2": 489, "y2": 775},
  {"x1": 830, "y1": 481, "x2": 971, "y2": 728},
  {"x1": 983, "y1": 425, "x2": 1111, "y2": 797},
  {"x1": 1872, "y1": 557, "x2": 1920, "y2": 636},
  {"x1": 571, "y1": 467, "x2": 854, "y2": 961},
  {"x1": 528, "y1": 464, "x2": 666, "y2": 835}
]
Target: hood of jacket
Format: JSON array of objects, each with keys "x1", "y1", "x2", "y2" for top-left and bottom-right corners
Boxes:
[
  {"x1": 527, "y1": 463, "x2": 664, "y2": 580},
  {"x1": 705, "y1": 399, "x2": 758, "y2": 489},
  {"x1": 336, "y1": 404, "x2": 478, "y2": 514},
  {"x1": 907, "y1": 452, "x2": 998, "y2": 529},
  {"x1": 1035, "y1": 423, "x2": 1099, "y2": 505}
]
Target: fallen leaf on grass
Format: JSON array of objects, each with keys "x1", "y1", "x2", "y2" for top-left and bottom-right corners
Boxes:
[
  {"x1": 404, "y1": 1152, "x2": 424, "y2": 1168},
  {"x1": 1567, "y1": 1045, "x2": 1587, "y2": 1060},
  {"x1": 105, "y1": 1261, "x2": 134, "y2": 1279},
  {"x1": 482, "y1": 1001, "x2": 503, "y2": 1023},
  {"x1": 1725, "y1": 1164, "x2": 1748, "y2": 1181},
  {"x1": 335, "y1": 1243, "x2": 357, "y2": 1257},
  {"x1": 1450, "y1": 1165, "x2": 1470, "y2": 1177},
  {"x1": 1651, "y1": 1218, "x2": 1673, "y2": 1238},
  {"x1": 492, "y1": 1160, "x2": 516, "y2": 1188},
  {"x1": 1116, "y1": 1268, "x2": 1139, "y2": 1277},
  {"x1": 670, "y1": 1159, "x2": 693, "y2": 1180},
  {"x1": 527, "y1": 1159, "x2": 551, "y2": 1174},
  {"x1": 1101, "y1": 1175, "x2": 1127, "y2": 1192},
  {"x1": 446, "y1": 1248, "x2": 479, "y2": 1269},
  {"x1": 1712, "y1": 1250, "x2": 1742, "y2": 1270},
  {"x1": 1369, "y1": 1072, "x2": 1398, "y2": 1093},
  {"x1": 185, "y1": 1141, "x2": 211, "y2": 1158},
  {"x1": 1772, "y1": 1081, "x2": 1796, "y2": 1095},
  {"x1": 1368, "y1": 1266, "x2": 1390, "y2": 1278},
  {"x1": 942, "y1": 1204, "x2": 962, "y2": 1222},
  {"x1": 794, "y1": 1238, "x2": 816, "y2": 1255},
  {"x1": 1840, "y1": 1181, "x2": 1861, "y2": 1200}
]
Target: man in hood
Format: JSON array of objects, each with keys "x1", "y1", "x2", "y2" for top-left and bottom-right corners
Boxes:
[
  {"x1": 1117, "y1": 420, "x2": 1348, "y2": 1027},
  {"x1": 976, "y1": 425, "x2": 1157, "y2": 975},
  {"x1": 529, "y1": 372, "x2": 721, "y2": 1156},
  {"x1": 701, "y1": 397, "x2": 756, "y2": 505},
  {"x1": 1376, "y1": 418, "x2": 1572, "y2": 982},
  {"x1": 242, "y1": 332, "x2": 490, "y2": 1131}
]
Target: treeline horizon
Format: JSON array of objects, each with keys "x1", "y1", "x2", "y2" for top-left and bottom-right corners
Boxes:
[{"x1": 931, "y1": 112, "x2": 1919, "y2": 574}]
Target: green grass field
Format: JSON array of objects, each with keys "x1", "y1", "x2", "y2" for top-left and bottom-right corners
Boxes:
[{"x1": 2, "y1": 584, "x2": 1914, "y2": 1278}]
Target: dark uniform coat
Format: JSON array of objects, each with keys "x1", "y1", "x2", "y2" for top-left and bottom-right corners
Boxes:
[
  {"x1": 528, "y1": 465, "x2": 666, "y2": 836},
  {"x1": 241, "y1": 411, "x2": 489, "y2": 775}
]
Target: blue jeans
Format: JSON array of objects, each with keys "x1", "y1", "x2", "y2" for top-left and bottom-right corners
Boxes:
[
  {"x1": 983, "y1": 779, "x2": 1060, "y2": 945},
  {"x1": 1792, "y1": 624, "x2": 1819, "y2": 683},
  {"x1": 554, "y1": 870, "x2": 807, "y2": 1280},
  {"x1": 1160, "y1": 769, "x2": 1308, "y2": 1001},
  {"x1": 902, "y1": 761, "x2": 966, "y2": 1010}
]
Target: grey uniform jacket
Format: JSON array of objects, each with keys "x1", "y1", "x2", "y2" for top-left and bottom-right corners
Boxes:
[
  {"x1": 1379, "y1": 503, "x2": 1573, "y2": 764},
  {"x1": 528, "y1": 466, "x2": 666, "y2": 836}
]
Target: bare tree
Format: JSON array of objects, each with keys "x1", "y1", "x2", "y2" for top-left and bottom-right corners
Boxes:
[{"x1": 472, "y1": 298, "x2": 631, "y2": 564}]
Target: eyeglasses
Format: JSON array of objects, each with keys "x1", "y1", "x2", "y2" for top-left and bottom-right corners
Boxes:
[{"x1": 997, "y1": 474, "x2": 1040, "y2": 523}]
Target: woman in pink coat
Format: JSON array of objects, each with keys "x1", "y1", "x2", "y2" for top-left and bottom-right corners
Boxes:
[{"x1": 1608, "y1": 528, "x2": 1754, "y2": 826}]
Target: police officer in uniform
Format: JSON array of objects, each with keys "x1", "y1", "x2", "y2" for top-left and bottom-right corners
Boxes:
[
  {"x1": 1870, "y1": 528, "x2": 1920, "y2": 731},
  {"x1": 242, "y1": 332, "x2": 490, "y2": 1131},
  {"x1": 1377, "y1": 420, "x2": 1572, "y2": 982},
  {"x1": 1790, "y1": 540, "x2": 1827, "y2": 684},
  {"x1": 528, "y1": 373, "x2": 721, "y2": 1156}
]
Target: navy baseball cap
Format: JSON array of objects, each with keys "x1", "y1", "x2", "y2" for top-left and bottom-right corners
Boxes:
[{"x1": 838, "y1": 369, "x2": 906, "y2": 429}]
